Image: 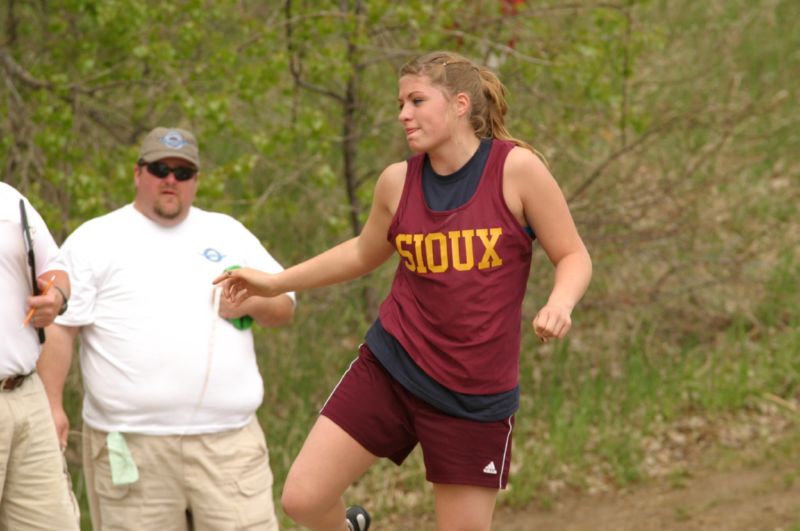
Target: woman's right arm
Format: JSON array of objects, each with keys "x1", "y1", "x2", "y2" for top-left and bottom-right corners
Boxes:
[{"x1": 215, "y1": 162, "x2": 406, "y2": 299}]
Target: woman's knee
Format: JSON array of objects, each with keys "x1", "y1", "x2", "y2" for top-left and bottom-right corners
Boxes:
[
  {"x1": 281, "y1": 472, "x2": 332, "y2": 522},
  {"x1": 280, "y1": 476, "x2": 308, "y2": 520}
]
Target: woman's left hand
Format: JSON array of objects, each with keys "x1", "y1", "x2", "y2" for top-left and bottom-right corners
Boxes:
[{"x1": 532, "y1": 303, "x2": 572, "y2": 343}]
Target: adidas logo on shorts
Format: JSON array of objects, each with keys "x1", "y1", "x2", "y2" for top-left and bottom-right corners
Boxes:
[{"x1": 483, "y1": 461, "x2": 498, "y2": 475}]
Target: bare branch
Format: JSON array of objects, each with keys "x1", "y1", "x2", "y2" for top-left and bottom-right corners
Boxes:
[
  {"x1": 440, "y1": 29, "x2": 551, "y2": 66},
  {"x1": 568, "y1": 116, "x2": 681, "y2": 202},
  {"x1": 0, "y1": 48, "x2": 50, "y2": 89},
  {"x1": 284, "y1": 0, "x2": 346, "y2": 103}
]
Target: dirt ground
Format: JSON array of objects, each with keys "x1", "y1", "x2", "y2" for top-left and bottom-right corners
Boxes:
[
  {"x1": 379, "y1": 406, "x2": 800, "y2": 530},
  {"x1": 491, "y1": 464, "x2": 800, "y2": 531},
  {"x1": 380, "y1": 460, "x2": 800, "y2": 530}
]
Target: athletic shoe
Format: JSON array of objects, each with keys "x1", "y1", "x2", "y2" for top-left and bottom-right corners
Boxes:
[{"x1": 346, "y1": 505, "x2": 371, "y2": 531}]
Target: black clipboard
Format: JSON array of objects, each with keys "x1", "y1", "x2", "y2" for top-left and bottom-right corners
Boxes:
[{"x1": 19, "y1": 199, "x2": 46, "y2": 344}]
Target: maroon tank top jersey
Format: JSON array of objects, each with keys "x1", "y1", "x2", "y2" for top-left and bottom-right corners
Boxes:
[{"x1": 378, "y1": 140, "x2": 533, "y2": 394}]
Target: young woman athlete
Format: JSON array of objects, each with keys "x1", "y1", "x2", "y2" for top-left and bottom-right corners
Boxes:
[{"x1": 215, "y1": 50, "x2": 592, "y2": 531}]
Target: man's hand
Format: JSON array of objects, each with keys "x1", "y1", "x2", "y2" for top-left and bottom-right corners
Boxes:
[
  {"x1": 25, "y1": 277, "x2": 64, "y2": 328},
  {"x1": 217, "y1": 293, "x2": 247, "y2": 320},
  {"x1": 50, "y1": 405, "x2": 70, "y2": 451}
]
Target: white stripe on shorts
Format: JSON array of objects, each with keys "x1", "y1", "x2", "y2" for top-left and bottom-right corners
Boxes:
[
  {"x1": 318, "y1": 349, "x2": 361, "y2": 413},
  {"x1": 498, "y1": 416, "x2": 513, "y2": 489}
]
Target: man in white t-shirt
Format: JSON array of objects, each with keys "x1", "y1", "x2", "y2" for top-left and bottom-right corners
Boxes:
[
  {"x1": 37, "y1": 127, "x2": 295, "y2": 530},
  {"x1": 0, "y1": 183, "x2": 78, "y2": 529}
]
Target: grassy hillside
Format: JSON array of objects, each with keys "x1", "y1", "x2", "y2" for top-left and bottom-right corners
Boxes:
[{"x1": 2, "y1": 1, "x2": 796, "y2": 528}]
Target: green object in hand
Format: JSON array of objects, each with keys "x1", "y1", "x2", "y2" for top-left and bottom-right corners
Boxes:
[{"x1": 223, "y1": 265, "x2": 253, "y2": 330}]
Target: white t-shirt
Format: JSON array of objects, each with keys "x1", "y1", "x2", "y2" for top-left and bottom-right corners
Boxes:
[
  {"x1": 0, "y1": 183, "x2": 62, "y2": 378},
  {"x1": 56, "y1": 204, "x2": 294, "y2": 435}
]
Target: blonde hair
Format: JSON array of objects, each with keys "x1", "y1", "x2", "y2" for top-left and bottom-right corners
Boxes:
[{"x1": 399, "y1": 51, "x2": 539, "y2": 156}]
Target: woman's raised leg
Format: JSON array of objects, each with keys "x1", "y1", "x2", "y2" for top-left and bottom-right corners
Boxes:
[{"x1": 282, "y1": 415, "x2": 377, "y2": 531}]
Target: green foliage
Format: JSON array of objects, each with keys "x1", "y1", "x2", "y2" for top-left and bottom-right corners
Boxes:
[{"x1": 2, "y1": 0, "x2": 798, "y2": 527}]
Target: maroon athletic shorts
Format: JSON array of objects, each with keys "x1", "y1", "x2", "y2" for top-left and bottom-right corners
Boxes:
[{"x1": 321, "y1": 344, "x2": 514, "y2": 489}]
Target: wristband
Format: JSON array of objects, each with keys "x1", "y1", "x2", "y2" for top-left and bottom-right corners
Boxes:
[{"x1": 53, "y1": 285, "x2": 69, "y2": 316}]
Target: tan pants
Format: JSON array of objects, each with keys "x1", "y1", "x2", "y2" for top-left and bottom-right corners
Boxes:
[
  {"x1": 0, "y1": 372, "x2": 80, "y2": 530},
  {"x1": 83, "y1": 417, "x2": 279, "y2": 530}
]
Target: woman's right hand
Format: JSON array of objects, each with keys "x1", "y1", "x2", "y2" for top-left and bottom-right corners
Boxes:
[{"x1": 212, "y1": 267, "x2": 280, "y2": 302}]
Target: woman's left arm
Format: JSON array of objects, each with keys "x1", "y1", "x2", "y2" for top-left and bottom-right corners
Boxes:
[{"x1": 504, "y1": 147, "x2": 593, "y2": 342}]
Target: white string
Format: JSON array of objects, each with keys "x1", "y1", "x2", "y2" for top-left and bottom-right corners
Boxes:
[{"x1": 180, "y1": 285, "x2": 220, "y2": 437}]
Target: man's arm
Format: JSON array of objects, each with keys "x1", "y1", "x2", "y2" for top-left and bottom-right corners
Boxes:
[
  {"x1": 37, "y1": 323, "x2": 79, "y2": 450},
  {"x1": 219, "y1": 294, "x2": 295, "y2": 328}
]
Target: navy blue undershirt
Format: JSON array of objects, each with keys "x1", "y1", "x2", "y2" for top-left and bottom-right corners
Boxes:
[{"x1": 366, "y1": 138, "x2": 528, "y2": 421}]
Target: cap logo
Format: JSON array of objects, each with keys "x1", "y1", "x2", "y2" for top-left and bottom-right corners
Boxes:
[{"x1": 160, "y1": 131, "x2": 188, "y2": 150}]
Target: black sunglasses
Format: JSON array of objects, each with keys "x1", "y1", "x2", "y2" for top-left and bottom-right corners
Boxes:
[{"x1": 142, "y1": 161, "x2": 197, "y2": 181}]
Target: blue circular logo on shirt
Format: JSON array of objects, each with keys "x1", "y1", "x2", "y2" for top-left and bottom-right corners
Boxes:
[{"x1": 202, "y1": 248, "x2": 225, "y2": 262}]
